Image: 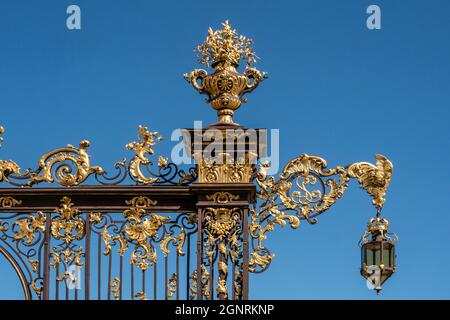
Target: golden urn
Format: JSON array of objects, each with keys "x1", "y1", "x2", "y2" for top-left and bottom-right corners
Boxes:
[{"x1": 184, "y1": 21, "x2": 267, "y2": 126}]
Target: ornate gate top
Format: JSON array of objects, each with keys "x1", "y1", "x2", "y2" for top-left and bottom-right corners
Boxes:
[{"x1": 184, "y1": 20, "x2": 267, "y2": 126}]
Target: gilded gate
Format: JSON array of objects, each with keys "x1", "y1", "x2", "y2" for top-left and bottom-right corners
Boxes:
[{"x1": 0, "y1": 21, "x2": 396, "y2": 299}]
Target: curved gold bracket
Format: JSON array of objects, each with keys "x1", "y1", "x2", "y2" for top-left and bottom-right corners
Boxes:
[{"x1": 250, "y1": 153, "x2": 394, "y2": 273}]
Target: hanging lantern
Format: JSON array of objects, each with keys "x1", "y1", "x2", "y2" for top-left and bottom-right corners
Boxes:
[{"x1": 359, "y1": 215, "x2": 398, "y2": 294}]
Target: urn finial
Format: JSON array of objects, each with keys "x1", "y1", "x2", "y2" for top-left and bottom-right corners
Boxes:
[{"x1": 184, "y1": 21, "x2": 267, "y2": 126}]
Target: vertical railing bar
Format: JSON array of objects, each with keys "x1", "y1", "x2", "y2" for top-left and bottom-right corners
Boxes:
[
  {"x1": 107, "y1": 253, "x2": 112, "y2": 300},
  {"x1": 232, "y1": 259, "x2": 236, "y2": 300},
  {"x1": 142, "y1": 269, "x2": 146, "y2": 296},
  {"x1": 164, "y1": 255, "x2": 168, "y2": 300},
  {"x1": 55, "y1": 264, "x2": 59, "y2": 300},
  {"x1": 85, "y1": 215, "x2": 91, "y2": 300},
  {"x1": 209, "y1": 262, "x2": 214, "y2": 300},
  {"x1": 42, "y1": 213, "x2": 51, "y2": 300},
  {"x1": 186, "y1": 235, "x2": 190, "y2": 299},
  {"x1": 242, "y1": 208, "x2": 249, "y2": 300},
  {"x1": 153, "y1": 262, "x2": 157, "y2": 300},
  {"x1": 196, "y1": 208, "x2": 203, "y2": 300},
  {"x1": 97, "y1": 235, "x2": 101, "y2": 300},
  {"x1": 176, "y1": 252, "x2": 179, "y2": 300},
  {"x1": 131, "y1": 264, "x2": 134, "y2": 300},
  {"x1": 119, "y1": 255, "x2": 123, "y2": 300}
]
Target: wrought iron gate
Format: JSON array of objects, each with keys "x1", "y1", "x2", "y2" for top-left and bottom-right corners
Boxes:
[{"x1": 0, "y1": 20, "x2": 396, "y2": 300}]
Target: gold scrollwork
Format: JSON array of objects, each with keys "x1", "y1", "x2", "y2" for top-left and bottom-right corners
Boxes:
[
  {"x1": 111, "y1": 278, "x2": 120, "y2": 300},
  {"x1": 198, "y1": 161, "x2": 253, "y2": 183},
  {"x1": 126, "y1": 126, "x2": 165, "y2": 184},
  {"x1": 51, "y1": 197, "x2": 84, "y2": 244},
  {"x1": 0, "y1": 128, "x2": 104, "y2": 187},
  {"x1": 13, "y1": 212, "x2": 46, "y2": 245},
  {"x1": 189, "y1": 265, "x2": 210, "y2": 300},
  {"x1": 0, "y1": 196, "x2": 22, "y2": 208},
  {"x1": 250, "y1": 153, "x2": 393, "y2": 273},
  {"x1": 167, "y1": 272, "x2": 177, "y2": 300},
  {"x1": 102, "y1": 196, "x2": 186, "y2": 271},
  {"x1": 206, "y1": 192, "x2": 239, "y2": 204},
  {"x1": 27, "y1": 140, "x2": 104, "y2": 187},
  {"x1": 203, "y1": 207, "x2": 242, "y2": 299}
]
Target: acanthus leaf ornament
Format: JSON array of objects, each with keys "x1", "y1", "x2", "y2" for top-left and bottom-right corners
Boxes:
[
  {"x1": 12, "y1": 211, "x2": 46, "y2": 245},
  {"x1": 166, "y1": 272, "x2": 177, "y2": 300},
  {"x1": 126, "y1": 126, "x2": 164, "y2": 184},
  {"x1": 51, "y1": 197, "x2": 84, "y2": 245},
  {"x1": 101, "y1": 196, "x2": 186, "y2": 271},
  {"x1": 0, "y1": 125, "x2": 197, "y2": 187},
  {"x1": 126, "y1": 126, "x2": 198, "y2": 185}
]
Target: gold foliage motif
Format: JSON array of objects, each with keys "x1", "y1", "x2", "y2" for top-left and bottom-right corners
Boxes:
[
  {"x1": 13, "y1": 212, "x2": 46, "y2": 245},
  {"x1": 0, "y1": 160, "x2": 21, "y2": 184},
  {"x1": 347, "y1": 154, "x2": 393, "y2": 209},
  {"x1": 189, "y1": 265, "x2": 210, "y2": 300},
  {"x1": 167, "y1": 273, "x2": 177, "y2": 300},
  {"x1": 0, "y1": 125, "x2": 196, "y2": 187},
  {"x1": 51, "y1": 197, "x2": 84, "y2": 244},
  {"x1": 206, "y1": 192, "x2": 239, "y2": 204},
  {"x1": 111, "y1": 278, "x2": 120, "y2": 300},
  {"x1": 126, "y1": 126, "x2": 164, "y2": 184},
  {"x1": 203, "y1": 207, "x2": 242, "y2": 299},
  {"x1": 195, "y1": 20, "x2": 257, "y2": 69},
  {"x1": 102, "y1": 196, "x2": 186, "y2": 271}
]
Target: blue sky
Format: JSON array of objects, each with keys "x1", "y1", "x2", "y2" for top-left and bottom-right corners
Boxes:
[{"x1": 0, "y1": 0, "x2": 449, "y2": 299}]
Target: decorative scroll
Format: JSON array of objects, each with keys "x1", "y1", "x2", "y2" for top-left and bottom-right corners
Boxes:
[
  {"x1": 202, "y1": 207, "x2": 243, "y2": 299},
  {"x1": 0, "y1": 139, "x2": 104, "y2": 187},
  {"x1": 0, "y1": 211, "x2": 47, "y2": 299},
  {"x1": 197, "y1": 160, "x2": 254, "y2": 183},
  {"x1": 126, "y1": 126, "x2": 197, "y2": 186},
  {"x1": 51, "y1": 197, "x2": 84, "y2": 244},
  {"x1": 189, "y1": 265, "x2": 210, "y2": 300},
  {"x1": 250, "y1": 153, "x2": 394, "y2": 273},
  {"x1": 166, "y1": 272, "x2": 177, "y2": 300},
  {"x1": 102, "y1": 196, "x2": 186, "y2": 271},
  {"x1": 206, "y1": 192, "x2": 239, "y2": 204},
  {"x1": 0, "y1": 125, "x2": 197, "y2": 187},
  {"x1": 0, "y1": 196, "x2": 22, "y2": 208},
  {"x1": 111, "y1": 278, "x2": 120, "y2": 300}
]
